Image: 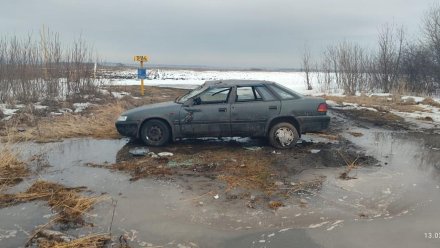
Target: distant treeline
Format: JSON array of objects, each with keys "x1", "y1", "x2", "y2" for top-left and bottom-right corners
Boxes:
[
  {"x1": 303, "y1": 4, "x2": 440, "y2": 96},
  {"x1": 0, "y1": 28, "x2": 98, "y2": 103}
]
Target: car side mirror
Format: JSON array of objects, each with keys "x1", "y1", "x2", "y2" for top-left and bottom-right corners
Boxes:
[{"x1": 193, "y1": 97, "x2": 202, "y2": 105}]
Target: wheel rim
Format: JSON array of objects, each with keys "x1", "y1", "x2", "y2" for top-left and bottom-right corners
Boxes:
[
  {"x1": 147, "y1": 125, "x2": 164, "y2": 142},
  {"x1": 275, "y1": 127, "x2": 295, "y2": 147}
]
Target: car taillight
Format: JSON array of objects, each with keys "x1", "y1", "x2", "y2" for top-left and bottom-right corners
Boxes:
[{"x1": 317, "y1": 103, "x2": 328, "y2": 112}]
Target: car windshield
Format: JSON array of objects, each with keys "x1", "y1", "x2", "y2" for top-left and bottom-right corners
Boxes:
[{"x1": 176, "y1": 85, "x2": 206, "y2": 103}]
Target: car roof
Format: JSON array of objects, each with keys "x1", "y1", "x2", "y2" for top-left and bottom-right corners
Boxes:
[{"x1": 203, "y1": 80, "x2": 277, "y2": 87}]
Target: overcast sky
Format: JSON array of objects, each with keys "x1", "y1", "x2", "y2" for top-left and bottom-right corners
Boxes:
[{"x1": 0, "y1": 0, "x2": 436, "y2": 68}]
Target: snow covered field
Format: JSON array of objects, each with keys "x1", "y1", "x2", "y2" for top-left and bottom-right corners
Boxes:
[{"x1": 103, "y1": 69, "x2": 324, "y2": 94}]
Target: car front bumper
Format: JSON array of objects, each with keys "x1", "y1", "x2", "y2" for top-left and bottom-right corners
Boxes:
[
  {"x1": 298, "y1": 115, "x2": 330, "y2": 133},
  {"x1": 115, "y1": 121, "x2": 139, "y2": 138}
]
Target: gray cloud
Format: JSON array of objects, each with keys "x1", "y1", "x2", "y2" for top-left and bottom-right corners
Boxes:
[{"x1": 0, "y1": 0, "x2": 433, "y2": 68}]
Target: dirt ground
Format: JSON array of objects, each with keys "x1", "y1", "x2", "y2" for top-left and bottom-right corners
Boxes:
[{"x1": 1, "y1": 86, "x2": 439, "y2": 247}]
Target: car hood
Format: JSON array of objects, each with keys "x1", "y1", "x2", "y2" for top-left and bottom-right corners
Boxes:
[{"x1": 122, "y1": 101, "x2": 181, "y2": 117}]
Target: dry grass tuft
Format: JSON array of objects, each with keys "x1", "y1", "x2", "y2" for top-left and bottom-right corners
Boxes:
[
  {"x1": 203, "y1": 150, "x2": 275, "y2": 192},
  {"x1": 0, "y1": 144, "x2": 28, "y2": 190},
  {"x1": 268, "y1": 200, "x2": 284, "y2": 210},
  {"x1": 315, "y1": 132, "x2": 340, "y2": 141},
  {"x1": 0, "y1": 180, "x2": 105, "y2": 225},
  {"x1": 338, "y1": 151, "x2": 359, "y2": 180},
  {"x1": 5, "y1": 102, "x2": 125, "y2": 142},
  {"x1": 417, "y1": 116, "x2": 434, "y2": 122},
  {"x1": 348, "y1": 132, "x2": 364, "y2": 137},
  {"x1": 107, "y1": 159, "x2": 173, "y2": 181},
  {"x1": 37, "y1": 234, "x2": 111, "y2": 248},
  {"x1": 421, "y1": 97, "x2": 440, "y2": 108}
]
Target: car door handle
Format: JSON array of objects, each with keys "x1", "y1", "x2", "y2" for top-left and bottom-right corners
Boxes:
[
  {"x1": 269, "y1": 106, "x2": 278, "y2": 110},
  {"x1": 218, "y1": 108, "x2": 227, "y2": 112},
  {"x1": 184, "y1": 108, "x2": 201, "y2": 113}
]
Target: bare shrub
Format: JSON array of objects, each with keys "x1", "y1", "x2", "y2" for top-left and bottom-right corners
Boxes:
[
  {"x1": 316, "y1": 4, "x2": 440, "y2": 96},
  {"x1": 0, "y1": 28, "x2": 99, "y2": 104},
  {"x1": 302, "y1": 45, "x2": 313, "y2": 90},
  {"x1": 371, "y1": 23, "x2": 405, "y2": 93},
  {"x1": 320, "y1": 42, "x2": 369, "y2": 95}
]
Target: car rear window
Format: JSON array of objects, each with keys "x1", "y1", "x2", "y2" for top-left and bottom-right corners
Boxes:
[
  {"x1": 269, "y1": 85, "x2": 299, "y2": 100},
  {"x1": 255, "y1": 86, "x2": 276, "y2": 101}
]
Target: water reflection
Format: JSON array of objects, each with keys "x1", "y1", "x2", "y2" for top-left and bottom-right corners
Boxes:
[{"x1": 367, "y1": 131, "x2": 440, "y2": 179}]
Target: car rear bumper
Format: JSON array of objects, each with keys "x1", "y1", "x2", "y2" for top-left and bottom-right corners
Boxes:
[
  {"x1": 298, "y1": 115, "x2": 330, "y2": 133},
  {"x1": 115, "y1": 121, "x2": 139, "y2": 138}
]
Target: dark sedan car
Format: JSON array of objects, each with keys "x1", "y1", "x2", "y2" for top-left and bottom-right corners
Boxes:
[{"x1": 115, "y1": 80, "x2": 330, "y2": 149}]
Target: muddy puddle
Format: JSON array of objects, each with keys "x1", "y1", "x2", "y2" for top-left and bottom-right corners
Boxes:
[
  {"x1": 233, "y1": 117, "x2": 440, "y2": 248},
  {"x1": 1, "y1": 117, "x2": 440, "y2": 247}
]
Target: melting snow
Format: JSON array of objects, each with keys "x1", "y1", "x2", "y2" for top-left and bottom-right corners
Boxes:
[
  {"x1": 73, "y1": 102, "x2": 92, "y2": 113},
  {"x1": 308, "y1": 221, "x2": 329, "y2": 229}
]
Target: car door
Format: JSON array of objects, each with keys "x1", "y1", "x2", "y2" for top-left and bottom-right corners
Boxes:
[
  {"x1": 230, "y1": 85, "x2": 280, "y2": 137},
  {"x1": 179, "y1": 87, "x2": 232, "y2": 138}
]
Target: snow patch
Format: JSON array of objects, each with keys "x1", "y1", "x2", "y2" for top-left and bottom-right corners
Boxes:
[
  {"x1": 111, "y1": 91, "x2": 131, "y2": 99},
  {"x1": 308, "y1": 221, "x2": 329, "y2": 229},
  {"x1": 73, "y1": 102, "x2": 92, "y2": 113}
]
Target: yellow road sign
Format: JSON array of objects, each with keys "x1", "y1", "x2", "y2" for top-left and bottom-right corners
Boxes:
[{"x1": 134, "y1": 56, "x2": 149, "y2": 62}]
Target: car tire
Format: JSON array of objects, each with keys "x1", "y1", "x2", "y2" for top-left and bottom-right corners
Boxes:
[
  {"x1": 268, "y1": 122, "x2": 299, "y2": 149},
  {"x1": 140, "y1": 119, "x2": 171, "y2": 146}
]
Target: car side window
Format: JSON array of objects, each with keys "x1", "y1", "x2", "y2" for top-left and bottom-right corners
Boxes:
[
  {"x1": 236, "y1": 86, "x2": 265, "y2": 102},
  {"x1": 236, "y1": 87, "x2": 254, "y2": 101},
  {"x1": 255, "y1": 86, "x2": 276, "y2": 101},
  {"x1": 269, "y1": 85, "x2": 298, "y2": 100},
  {"x1": 198, "y1": 87, "x2": 231, "y2": 104}
]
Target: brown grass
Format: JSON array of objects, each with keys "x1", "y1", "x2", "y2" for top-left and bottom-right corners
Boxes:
[
  {"x1": 5, "y1": 102, "x2": 124, "y2": 142},
  {"x1": 348, "y1": 132, "x2": 364, "y2": 137},
  {"x1": 0, "y1": 180, "x2": 105, "y2": 225},
  {"x1": 1, "y1": 86, "x2": 189, "y2": 143},
  {"x1": 315, "y1": 132, "x2": 340, "y2": 141},
  {"x1": 417, "y1": 116, "x2": 434, "y2": 122},
  {"x1": 422, "y1": 97, "x2": 440, "y2": 108},
  {"x1": 0, "y1": 144, "x2": 28, "y2": 190},
  {"x1": 193, "y1": 149, "x2": 275, "y2": 192},
  {"x1": 268, "y1": 201, "x2": 284, "y2": 210},
  {"x1": 38, "y1": 234, "x2": 110, "y2": 248},
  {"x1": 96, "y1": 148, "x2": 276, "y2": 192},
  {"x1": 104, "y1": 158, "x2": 173, "y2": 181}
]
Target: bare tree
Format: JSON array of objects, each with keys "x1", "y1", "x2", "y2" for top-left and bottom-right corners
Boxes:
[
  {"x1": 372, "y1": 23, "x2": 405, "y2": 93},
  {"x1": 302, "y1": 45, "x2": 313, "y2": 90},
  {"x1": 423, "y1": 3, "x2": 440, "y2": 86}
]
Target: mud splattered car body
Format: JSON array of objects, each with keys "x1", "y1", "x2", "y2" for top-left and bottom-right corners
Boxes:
[{"x1": 116, "y1": 80, "x2": 330, "y2": 148}]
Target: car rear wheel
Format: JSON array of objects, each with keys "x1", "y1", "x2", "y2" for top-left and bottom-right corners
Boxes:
[
  {"x1": 268, "y1": 122, "x2": 299, "y2": 149},
  {"x1": 140, "y1": 119, "x2": 170, "y2": 146}
]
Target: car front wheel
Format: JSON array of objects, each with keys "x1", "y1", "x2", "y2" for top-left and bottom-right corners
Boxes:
[
  {"x1": 140, "y1": 119, "x2": 170, "y2": 146},
  {"x1": 268, "y1": 122, "x2": 299, "y2": 149}
]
